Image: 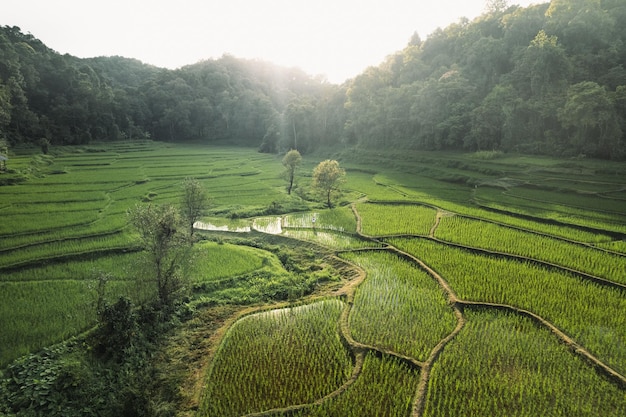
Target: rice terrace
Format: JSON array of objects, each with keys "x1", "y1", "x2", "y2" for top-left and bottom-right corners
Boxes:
[{"x1": 1, "y1": 140, "x2": 625, "y2": 416}]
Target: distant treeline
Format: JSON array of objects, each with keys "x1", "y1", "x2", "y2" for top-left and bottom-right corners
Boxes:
[{"x1": 1, "y1": 0, "x2": 625, "y2": 159}]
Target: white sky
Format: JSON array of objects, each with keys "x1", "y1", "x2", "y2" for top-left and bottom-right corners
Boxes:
[{"x1": 4, "y1": 0, "x2": 539, "y2": 84}]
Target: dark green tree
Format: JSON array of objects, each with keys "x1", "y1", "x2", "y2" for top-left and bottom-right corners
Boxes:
[{"x1": 558, "y1": 81, "x2": 621, "y2": 158}]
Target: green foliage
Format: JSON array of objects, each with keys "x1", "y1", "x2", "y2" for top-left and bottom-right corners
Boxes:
[
  {"x1": 89, "y1": 297, "x2": 138, "y2": 362},
  {"x1": 128, "y1": 202, "x2": 190, "y2": 306},
  {"x1": 312, "y1": 159, "x2": 346, "y2": 208},
  {"x1": 0, "y1": 142, "x2": 328, "y2": 365},
  {"x1": 1, "y1": 138, "x2": 624, "y2": 416},
  {"x1": 558, "y1": 81, "x2": 621, "y2": 158},
  {"x1": 0, "y1": 343, "x2": 109, "y2": 417},
  {"x1": 4, "y1": 0, "x2": 626, "y2": 160},
  {"x1": 0, "y1": 301, "x2": 194, "y2": 417},
  {"x1": 180, "y1": 176, "x2": 209, "y2": 239},
  {"x1": 282, "y1": 149, "x2": 302, "y2": 194},
  {"x1": 190, "y1": 240, "x2": 338, "y2": 306}
]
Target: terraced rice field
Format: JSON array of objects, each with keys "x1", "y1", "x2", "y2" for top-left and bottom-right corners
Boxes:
[
  {"x1": 0, "y1": 141, "x2": 289, "y2": 366},
  {"x1": 200, "y1": 151, "x2": 625, "y2": 415},
  {"x1": 2, "y1": 142, "x2": 625, "y2": 415}
]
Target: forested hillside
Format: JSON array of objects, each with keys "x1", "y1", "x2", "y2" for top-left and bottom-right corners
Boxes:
[{"x1": 1, "y1": 0, "x2": 626, "y2": 159}]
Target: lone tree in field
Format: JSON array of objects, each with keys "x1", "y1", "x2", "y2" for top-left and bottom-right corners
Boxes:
[
  {"x1": 181, "y1": 177, "x2": 208, "y2": 241},
  {"x1": 282, "y1": 149, "x2": 302, "y2": 195},
  {"x1": 128, "y1": 203, "x2": 189, "y2": 307},
  {"x1": 312, "y1": 159, "x2": 345, "y2": 208}
]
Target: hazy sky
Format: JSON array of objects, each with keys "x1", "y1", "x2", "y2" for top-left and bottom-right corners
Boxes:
[{"x1": 5, "y1": 0, "x2": 539, "y2": 83}]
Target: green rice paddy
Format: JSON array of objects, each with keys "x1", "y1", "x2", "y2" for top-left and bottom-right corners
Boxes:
[{"x1": 1, "y1": 141, "x2": 625, "y2": 415}]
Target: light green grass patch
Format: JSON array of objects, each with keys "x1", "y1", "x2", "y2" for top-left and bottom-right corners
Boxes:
[
  {"x1": 0, "y1": 279, "x2": 136, "y2": 367},
  {"x1": 390, "y1": 237, "x2": 626, "y2": 375},
  {"x1": 357, "y1": 202, "x2": 437, "y2": 236},
  {"x1": 200, "y1": 299, "x2": 352, "y2": 416},
  {"x1": 291, "y1": 352, "x2": 419, "y2": 417},
  {"x1": 424, "y1": 309, "x2": 626, "y2": 417},
  {"x1": 190, "y1": 242, "x2": 275, "y2": 283},
  {"x1": 342, "y1": 250, "x2": 456, "y2": 360},
  {"x1": 435, "y1": 215, "x2": 626, "y2": 282}
]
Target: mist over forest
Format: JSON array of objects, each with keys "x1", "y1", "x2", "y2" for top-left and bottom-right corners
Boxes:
[{"x1": 1, "y1": 0, "x2": 626, "y2": 159}]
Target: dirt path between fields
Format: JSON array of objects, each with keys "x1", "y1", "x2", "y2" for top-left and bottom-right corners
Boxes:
[
  {"x1": 351, "y1": 203, "x2": 468, "y2": 416},
  {"x1": 196, "y1": 203, "x2": 624, "y2": 416},
  {"x1": 239, "y1": 253, "x2": 425, "y2": 417},
  {"x1": 389, "y1": 244, "x2": 626, "y2": 414},
  {"x1": 429, "y1": 211, "x2": 440, "y2": 237},
  {"x1": 351, "y1": 203, "x2": 626, "y2": 415}
]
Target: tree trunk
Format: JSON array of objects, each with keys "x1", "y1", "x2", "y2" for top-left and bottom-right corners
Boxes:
[{"x1": 292, "y1": 119, "x2": 298, "y2": 149}]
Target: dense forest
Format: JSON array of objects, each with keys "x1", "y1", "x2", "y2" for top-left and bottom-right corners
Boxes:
[{"x1": 1, "y1": 0, "x2": 626, "y2": 159}]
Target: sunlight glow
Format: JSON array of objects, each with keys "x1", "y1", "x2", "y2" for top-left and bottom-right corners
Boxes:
[{"x1": 5, "y1": 0, "x2": 539, "y2": 83}]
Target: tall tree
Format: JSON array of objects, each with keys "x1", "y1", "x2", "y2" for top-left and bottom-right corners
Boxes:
[
  {"x1": 128, "y1": 203, "x2": 188, "y2": 306},
  {"x1": 467, "y1": 84, "x2": 516, "y2": 151},
  {"x1": 282, "y1": 149, "x2": 302, "y2": 195},
  {"x1": 284, "y1": 97, "x2": 315, "y2": 151},
  {"x1": 558, "y1": 81, "x2": 621, "y2": 158},
  {"x1": 180, "y1": 177, "x2": 208, "y2": 241},
  {"x1": 312, "y1": 159, "x2": 345, "y2": 208},
  {"x1": 0, "y1": 82, "x2": 10, "y2": 132}
]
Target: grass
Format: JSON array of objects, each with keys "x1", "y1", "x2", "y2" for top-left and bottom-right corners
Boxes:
[
  {"x1": 356, "y1": 202, "x2": 438, "y2": 236},
  {"x1": 342, "y1": 250, "x2": 456, "y2": 361},
  {"x1": 424, "y1": 309, "x2": 626, "y2": 417},
  {"x1": 390, "y1": 237, "x2": 626, "y2": 375},
  {"x1": 435, "y1": 215, "x2": 626, "y2": 283},
  {"x1": 199, "y1": 299, "x2": 352, "y2": 416},
  {"x1": 291, "y1": 352, "x2": 420, "y2": 417},
  {"x1": 1, "y1": 141, "x2": 625, "y2": 415},
  {"x1": 0, "y1": 142, "x2": 314, "y2": 366},
  {"x1": 189, "y1": 241, "x2": 272, "y2": 283},
  {"x1": 0, "y1": 279, "x2": 136, "y2": 367},
  {"x1": 475, "y1": 187, "x2": 626, "y2": 235}
]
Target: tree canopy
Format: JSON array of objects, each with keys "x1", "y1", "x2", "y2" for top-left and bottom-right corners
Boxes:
[
  {"x1": 312, "y1": 159, "x2": 345, "y2": 208},
  {"x1": 282, "y1": 149, "x2": 302, "y2": 195},
  {"x1": 1, "y1": 0, "x2": 625, "y2": 159},
  {"x1": 127, "y1": 203, "x2": 189, "y2": 306}
]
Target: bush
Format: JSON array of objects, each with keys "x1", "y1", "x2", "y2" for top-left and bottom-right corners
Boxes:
[
  {"x1": 0, "y1": 343, "x2": 110, "y2": 417},
  {"x1": 90, "y1": 297, "x2": 138, "y2": 362}
]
